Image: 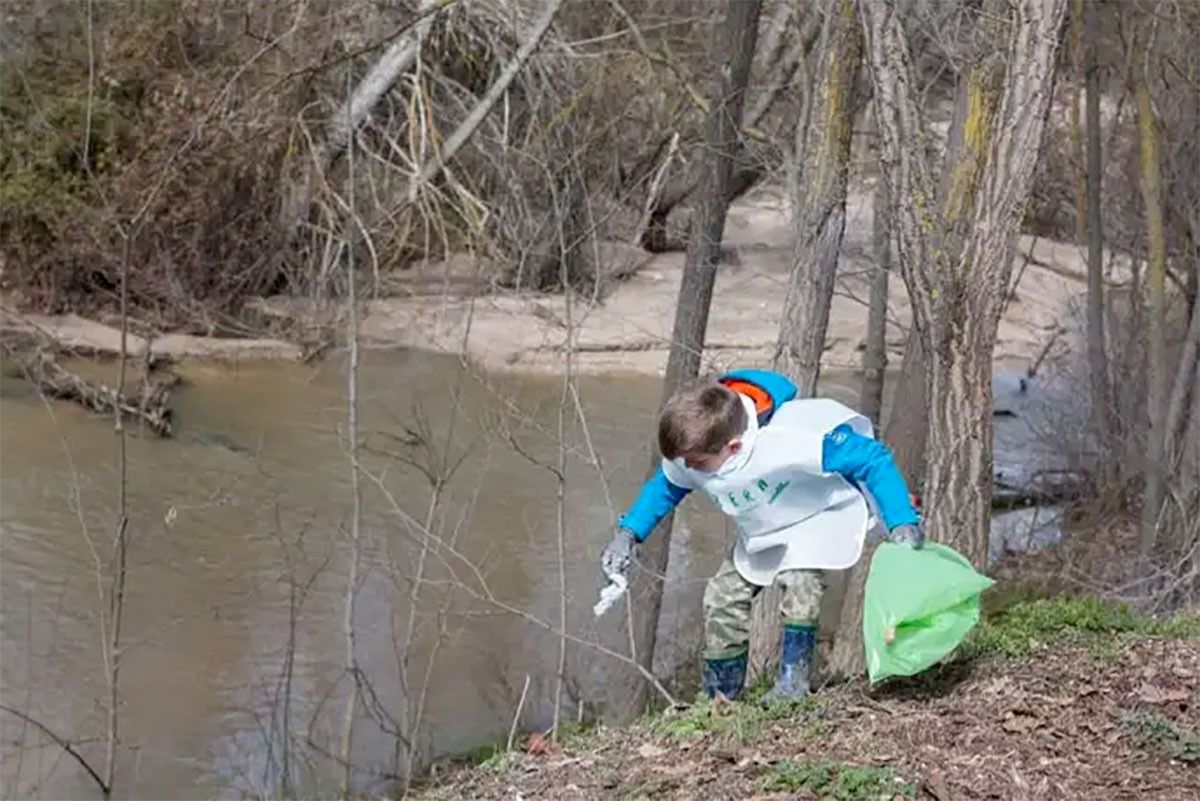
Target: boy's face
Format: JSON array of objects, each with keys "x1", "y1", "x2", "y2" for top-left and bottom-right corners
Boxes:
[{"x1": 681, "y1": 439, "x2": 742, "y2": 473}]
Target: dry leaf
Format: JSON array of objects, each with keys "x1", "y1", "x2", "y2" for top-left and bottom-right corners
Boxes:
[
  {"x1": 525, "y1": 732, "x2": 560, "y2": 756},
  {"x1": 637, "y1": 743, "x2": 667, "y2": 759},
  {"x1": 1002, "y1": 711, "x2": 1041, "y2": 734},
  {"x1": 1137, "y1": 683, "x2": 1188, "y2": 704},
  {"x1": 923, "y1": 768, "x2": 953, "y2": 801},
  {"x1": 711, "y1": 692, "x2": 734, "y2": 713}
]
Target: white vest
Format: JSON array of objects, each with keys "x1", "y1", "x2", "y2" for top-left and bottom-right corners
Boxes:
[{"x1": 662, "y1": 396, "x2": 878, "y2": 586}]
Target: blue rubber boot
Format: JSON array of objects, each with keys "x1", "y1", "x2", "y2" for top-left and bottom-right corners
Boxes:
[
  {"x1": 761, "y1": 624, "x2": 815, "y2": 705},
  {"x1": 701, "y1": 651, "x2": 748, "y2": 701}
]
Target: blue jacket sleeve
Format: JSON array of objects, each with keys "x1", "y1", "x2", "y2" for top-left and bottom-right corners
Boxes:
[
  {"x1": 821, "y1": 424, "x2": 919, "y2": 530},
  {"x1": 617, "y1": 467, "x2": 691, "y2": 542}
]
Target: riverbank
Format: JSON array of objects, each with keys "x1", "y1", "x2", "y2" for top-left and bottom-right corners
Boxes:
[
  {"x1": 2, "y1": 187, "x2": 1122, "y2": 378},
  {"x1": 413, "y1": 597, "x2": 1199, "y2": 801}
]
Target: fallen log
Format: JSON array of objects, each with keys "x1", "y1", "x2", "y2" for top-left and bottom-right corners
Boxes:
[{"x1": 13, "y1": 350, "x2": 177, "y2": 437}]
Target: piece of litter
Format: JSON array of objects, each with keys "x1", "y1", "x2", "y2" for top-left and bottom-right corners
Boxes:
[{"x1": 593, "y1": 573, "x2": 628, "y2": 617}]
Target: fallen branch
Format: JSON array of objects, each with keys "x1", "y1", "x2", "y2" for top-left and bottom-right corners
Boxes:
[{"x1": 12, "y1": 350, "x2": 176, "y2": 437}]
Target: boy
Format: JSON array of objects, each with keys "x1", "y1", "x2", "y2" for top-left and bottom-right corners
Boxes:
[{"x1": 601, "y1": 369, "x2": 923, "y2": 703}]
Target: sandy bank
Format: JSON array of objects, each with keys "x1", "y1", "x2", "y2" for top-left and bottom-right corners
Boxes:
[{"x1": 4, "y1": 187, "x2": 1120, "y2": 377}]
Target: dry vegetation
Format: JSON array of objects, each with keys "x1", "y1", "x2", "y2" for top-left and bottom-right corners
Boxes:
[{"x1": 416, "y1": 599, "x2": 1200, "y2": 801}]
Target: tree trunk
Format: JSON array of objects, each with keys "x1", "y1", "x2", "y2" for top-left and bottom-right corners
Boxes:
[
  {"x1": 828, "y1": 46, "x2": 986, "y2": 681},
  {"x1": 626, "y1": 0, "x2": 762, "y2": 714},
  {"x1": 750, "y1": 0, "x2": 861, "y2": 680},
  {"x1": 923, "y1": 317, "x2": 998, "y2": 566},
  {"x1": 639, "y1": 8, "x2": 821, "y2": 253},
  {"x1": 1165, "y1": 298, "x2": 1200, "y2": 464},
  {"x1": 1137, "y1": 72, "x2": 1167, "y2": 554},
  {"x1": 861, "y1": 0, "x2": 1066, "y2": 568},
  {"x1": 868, "y1": 62, "x2": 977, "y2": 493},
  {"x1": 774, "y1": 0, "x2": 863, "y2": 395},
  {"x1": 1083, "y1": 0, "x2": 1112, "y2": 474},
  {"x1": 859, "y1": 165, "x2": 891, "y2": 428}
]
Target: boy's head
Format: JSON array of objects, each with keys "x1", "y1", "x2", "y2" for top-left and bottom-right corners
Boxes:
[{"x1": 658, "y1": 381, "x2": 747, "y2": 472}]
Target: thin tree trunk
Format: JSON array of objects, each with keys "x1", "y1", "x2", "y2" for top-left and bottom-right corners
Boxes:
[
  {"x1": 627, "y1": 0, "x2": 762, "y2": 715},
  {"x1": 1165, "y1": 299, "x2": 1200, "y2": 464},
  {"x1": 103, "y1": 231, "x2": 134, "y2": 799},
  {"x1": 860, "y1": 164, "x2": 891, "y2": 427},
  {"x1": 339, "y1": 79, "x2": 363, "y2": 797},
  {"x1": 1137, "y1": 68, "x2": 1167, "y2": 554},
  {"x1": 774, "y1": 0, "x2": 863, "y2": 395},
  {"x1": 1083, "y1": 0, "x2": 1112, "y2": 472}
]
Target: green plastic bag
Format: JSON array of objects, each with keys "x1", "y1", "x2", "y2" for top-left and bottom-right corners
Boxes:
[{"x1": 863, "y1": 542, "x2": 995, "y2": 683}]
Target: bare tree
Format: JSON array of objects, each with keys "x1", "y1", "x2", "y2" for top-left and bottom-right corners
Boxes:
[
  {"x1": 1081, "y1": 0, "x2": 1112, "y2": 476},
  {"x1": 773, "y1": 0, "x2": 864, "y2": 395},
  {"x1": 338, "y1": 71, "x2": 364, "y2": 796},
  {"x1": 861, "y1": 0, "x2": 1067, "y2": 567},
  {"x1": 1137, "y1": 25, "x2": 1168, "y2": 554},
  {"x1": 627, "y1": 0, "x2": 763, "y2": 711}
]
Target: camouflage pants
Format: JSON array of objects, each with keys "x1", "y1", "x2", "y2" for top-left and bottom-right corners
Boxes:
[{"x1": 702, "y1": 556, "x2": 824, "y2": 658}]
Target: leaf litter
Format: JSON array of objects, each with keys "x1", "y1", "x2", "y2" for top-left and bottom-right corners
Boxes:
[{"x1": 415, "y1": 637, "x2": 1199, "y2": 800}]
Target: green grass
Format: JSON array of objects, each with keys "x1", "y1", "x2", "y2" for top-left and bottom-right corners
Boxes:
[
  {"x1": 759, "y1": 759, "x2": 916, "y2": 799},
  {"x1": 1125, "y1": 712, "x2": 1200, "y2": 764},
  {"x1": 650, "y1": 693, "x2": 827, "y2": 745},
  {"x1": 961, "y1": 595, "x2": 1200, "y2": 660},
  {"x1": 555, "y1": 718, "x2": 599, "y2": 749}
]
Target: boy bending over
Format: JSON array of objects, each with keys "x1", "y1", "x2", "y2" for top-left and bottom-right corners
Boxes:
[{"x1": 601, "y1": 369, "x2": 923, "y2": 702}]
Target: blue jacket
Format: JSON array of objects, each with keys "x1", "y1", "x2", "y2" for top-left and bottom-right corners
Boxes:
[{"x1": 618, "y1": 369, "x2": 919, "y2": 542}]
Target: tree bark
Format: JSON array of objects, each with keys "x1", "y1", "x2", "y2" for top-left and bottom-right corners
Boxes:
[
  {"x1": 1165, "y1": 298, "x2": 1200, "y2": 464},
  {"x1": 861, "y1": 0, "x2": 1067, "y2": 568},
  {"x1": 870, "y1": 60, "x2": 977, "y2": 496},
  {"x1": 828, "y1": 38, "x2": 986, "y2": 681},
  {"x1": 1137, "y1": 71, "x2": 1167, "y2": 554},
  {"x1": 859, "y1": 155, "x2": 891, "y2": 428},
  {"x1": 773, "y1": 0, "x2": 864, "y2": 395},
  {"x1": 626, "y1": 0, "x2": 763, "y2": 714},
  {"x1": 1082, "y1": 0, "x2": 1112, "y2": 473}
]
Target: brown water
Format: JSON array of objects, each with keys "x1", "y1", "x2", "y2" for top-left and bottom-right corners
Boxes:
[{"x1": 1, "y1": 350, "x2": 867, "y2": 799}]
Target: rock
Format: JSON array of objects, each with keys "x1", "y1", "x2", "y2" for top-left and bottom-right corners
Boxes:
[
  {"x1": 595, "y1": 240, "x2": 655, "y2": 283},
  {"x1": 989, "y1": 505, "x2": 1065, "y2": 565}
]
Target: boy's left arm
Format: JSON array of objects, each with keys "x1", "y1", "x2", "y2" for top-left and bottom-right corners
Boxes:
[{"x1": 821, "y1": 424, "x2": 923, "y2": 545}]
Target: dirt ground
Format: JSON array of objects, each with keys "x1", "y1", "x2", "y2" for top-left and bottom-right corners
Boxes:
[{"x1": 414, "y1": 637, "x2": 1198, "y2": 801}]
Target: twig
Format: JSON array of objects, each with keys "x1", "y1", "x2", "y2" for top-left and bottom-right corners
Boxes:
[
  {"x1": 0, "y1": 705, "x2": 108, "y2": 796},
  {"x1": 361, "y1": 466, "x2": 681, "y2": 707},
  {"x1": 631, "y1": 132, "x2": 680, "y2": 248},
  {"x1": 507, "y1": 674, "x2": 532, "y2": 752}
]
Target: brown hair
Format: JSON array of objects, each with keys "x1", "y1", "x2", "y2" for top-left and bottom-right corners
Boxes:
[{"x1": 658, "y1": 381, "x2": 747, "y2": 460}]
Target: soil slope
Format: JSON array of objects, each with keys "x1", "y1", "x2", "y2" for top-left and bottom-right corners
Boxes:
[{"x1": 416, "y1": 633, "x2": 1198, "y2": 801}]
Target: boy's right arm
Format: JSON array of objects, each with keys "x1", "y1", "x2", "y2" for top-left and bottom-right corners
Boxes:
[
  {"x1": 602, "y1": 467, "x2": 691, "y2": 576},
  {"x1": 617, "y1": 466, "x2": 692, "y2": 542}
]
